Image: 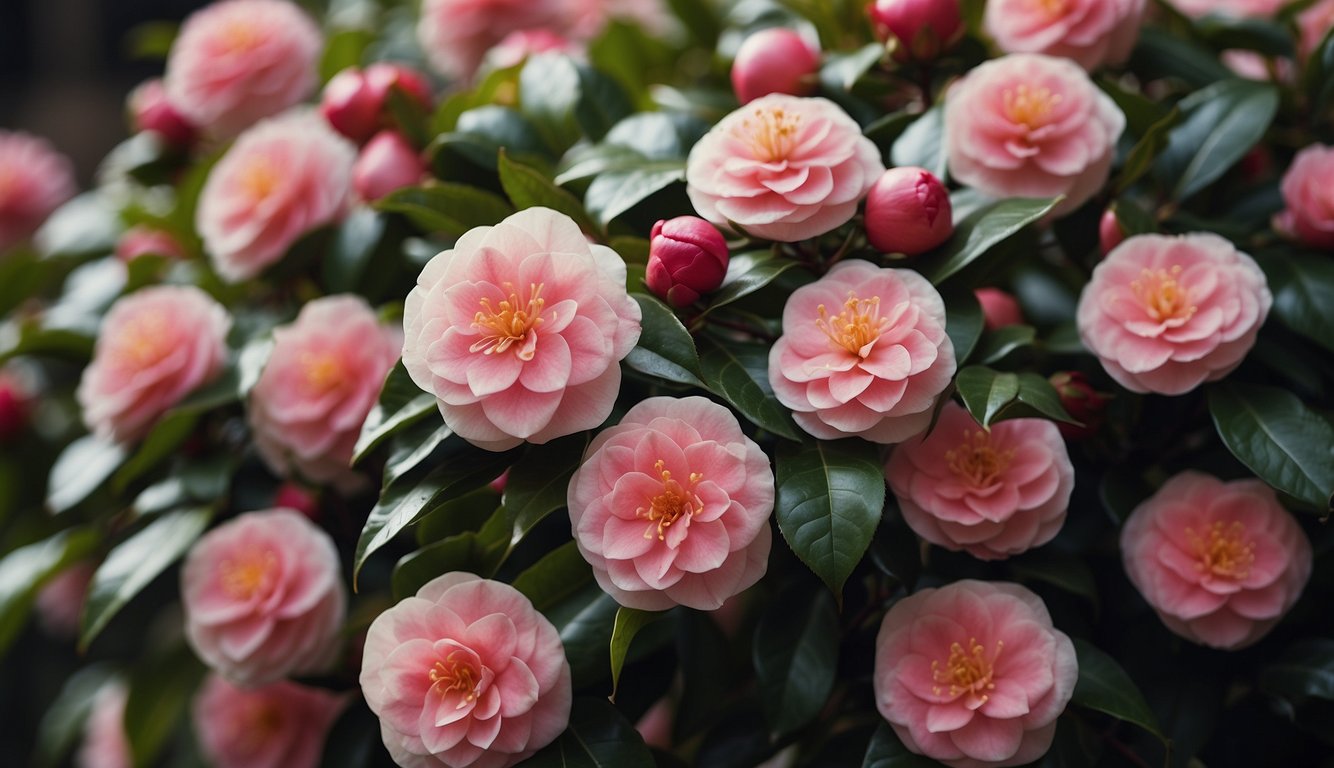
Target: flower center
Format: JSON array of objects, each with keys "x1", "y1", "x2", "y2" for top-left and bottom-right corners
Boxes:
[
  {"x1": 235, "y1": 700, "x2": 284, "y2": 754},
  {"x1": 239, "y1": 158, "x2": 281, "y2": 202},
  {"x1": 945, "y1": 430, "x2": 1014, "y2": 487},
  {"x1": 112, "y1": 311, "x2": 171, "y2": 368},
  {"x1": 219, "y1": 550, "x2": 278, "y2": 600},
  {"x1": 932, "y1": 638, "x2": 1002, "y2": 702},
  {"x1": 220, "y1": 19, "x2": 264, "y2": 53},
  {"x1": 1187, "y1": 521, "x2": 1254, "y2": 580},
  {"x1": 429, "y1": 651, "x2": 482, "y2": 708},
  {"x1": 1130, "y1": 266, "x2": 1197, "y2": 323},
  {"x1": 1003, "y1": 84, "x2": 1061, "y2": 130},
  {"x1": 470, "y1": 282, "x2": 547, "y2": 361},
  {"x1": 638, "y1": 459, "x2": 703, "y2": 541},
  {"x1": 815, "y1": 292, "x2": 888, "y2": 357},
  {"x1": 739, "y1": 106, "x2": 802, "y2": 163},
  {"x1": 299, "y1": 351, "x2": 343, "y2": 394},
  {"x1": 1030, "y1": 0, "x2": 1069, "y2": 18}
]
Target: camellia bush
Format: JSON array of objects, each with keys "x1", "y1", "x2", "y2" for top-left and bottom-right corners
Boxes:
[{"x1": 4, "y1": 0, "x2": 1334, "y2": 766}]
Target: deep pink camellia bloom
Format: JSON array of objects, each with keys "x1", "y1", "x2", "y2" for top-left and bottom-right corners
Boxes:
[
  {"x1": 321, "y1": 63, "x2": 433, "y2": 145},
  {"x1": 1076, "y1": 233, "x2": 1271, "y2": 395},
  {"x1": 0, "y1": 368, "x2": 29, "y2": 442},
  {"x1": 769, "y1": 260, "x2": 955, "y2": 443},
  {"x1": 163, "y1": 0, "x2": 322, "y2": 138},
  {"x1": 944, "y1": 53, "x2": 1124, "y2": 217},
  {"x1": 354, "y1": 131, "x2": 427, "y2": 202},
  {"x1": 1048, "y1": 371, "x2": 1111, "y2": 440},
  {"x1": 0, "y1": 130, "x2": 76, "y2": 253},
  {"x1": 76, "y1": 680, "x2": 131, "y2": 768},
  {"x1": 197, "y1": 111, "x2": 356, "y2": 283},
  {"x1": 869, "y1": 0, "x2": 964, "y2": 60},
  {"x1": 193, "y1": 674, "x2": 344, "y2": 768},
  {"x1": 248, "y1": 295, "x2": 399, "y2": 488},
  {"x1": 984, "y1": 0, "x2": 1146, "y2": 71},
  {"x1": 567, "y1": 396, "x2": 774, "y2": 610},
  {"x1": 1121, "y1": 472, "x2": 1313, "y2": 650},
  {"x1": 1167, "y1": 0, "x2": 1286, "y2": 18},
  {"x1": 77, "y1": 285, "x2": 230, "y2": 444},
  {"x1": 417, "y1": 0, "x2": 575, "y2": 81},
  {"x1": 181, "y1": 509, "x2": 346, "y2": 686},
  {"x1": 974, "y1": 288, "x2": 1024, "y2": 330},
  {"x1": 115, "y1": 225, "x2": 187, "y2": 264},
  {"x1": 874, "y1": 580, "x2": 1078, "y2": 768},
  {"x1": 686, "y1": 94, "x2": 884, "y2": 242},
  {"x1": 885, "y1": 402, "x2": 1074, "y2": 560},
  {"x1": 1098, "y1": 207, "x2": 1125, "y2": 256},
  {"x1": 360, "y1": 573, "x2": 572, "y2": 768},
  {"x1": 128, "y1": 78, "x2": 198, "y2": 148},
  {"x1": 402, "y1": 207, "x2": 641, "y2": 451},
  {"x1": 730, "y1": 28, "x2": 821, "y2": 104},
  {"x1": 646, "y1": 216, "x2": 730, "y2": 307},
  {"x1": 1276, "y1": 144, "x2": 1334, "y2": 250},
  {"x1": 864, "y1": 167, "x2": 953, "y2": 255},
  {"x1": 1299, "y1": 0, "x2": 1334, "y2": 59}
]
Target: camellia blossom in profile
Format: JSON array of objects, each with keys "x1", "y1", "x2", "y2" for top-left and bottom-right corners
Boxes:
[
  {"x1": 248, "y1": 295, "x2": 399, "y2": 489},
  {"x1": 401, "y1": 207, "x2": 641, "y2": 451},
  {"x1": 0, "y1": 130, "x2": 76, "y2": 253},
  {"x1": 1076, "y1": 233, "x2": 1271, "y2": 395},
  {"x1": 77, "y1": 285, "x2": 230, "y2": 443},
  {"x1": 1276, "y1": 143, "x2": 1334, "y2": 250},
  {"x1": 197, "y1": 111, "x2": 356, "y2": 283},
  {"x1": 874, "y1": 580, "x2": 1078, "y2": 768},
  {"x1": 769, "y1": 260, "x2": 955, "y2": 444},
  {"x1": 567, "y1": 396, "x2": 775, "y2": 611},
  {"x1": 76, "y1": 680, "x2": 131, "y2": 768},
  {"x1": 417, "y1": 0, "x2": 575, "y2": 81},
  {"x1": 1121, "y1": 472, "x2": 1313, "y2": 650},
  {"x1": 164, "y1": 0, "x2": 322, "y2": 138},
  {"x1": 360, "y1": 572, "x2": 572, "y2": 768},
  {"x1": 984, "y1": 0, "x2": 1146, "y2": 71},
  {"x1": 181, "y1": 509, "x2": 346, "y2": 686},
  {"x1": 193, "y1": 674, "x2": 344, "y2": 768},
  {"x1": 686, "y1": 94, "x2": 884, "y2": 242},
  {"x1": 944, "y1": 53, "x2": 1124, "y2": 216}
]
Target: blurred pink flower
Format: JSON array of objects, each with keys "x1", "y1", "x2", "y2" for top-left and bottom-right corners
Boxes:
[
  {"x1": 730, "y1": 28, "x2": 821, "y2": 105},
  {"x1": 869, "y1": 0, "x2": 965, "y2": 60},
  {"x1": 769, "y1": 260, "x2": 955, "y2": 443},
  {"x1": 197, "y1": 111, "x2": 356, "y2": 283},
  {"x1": 164, "y1": 0, "x2": 322, "y2": 138},
  {"x1": 974, "y1": 288, "x2": 1024, "y2": 330},
  {"x1": 568, "y1": 396, "x2": 774, "y2": 610},
  {"x1": 353, "y1": 131, "x2": 427, "y2": 203},
  {"x1": 1076, "y1": 233, "x2": 1271, "y2": 395},
  {"x1": 484, "y1": 29, "x2": 582, "y2": 70},
  {"x1": 76, "y1": 680, "x2": 131, "y2": 768},
  {"x1": 874, "y1": 580, "x2": 1077, "y2": 768},
  {"x1": 401, "y1": 207, "x2": 641, "y2": 451},
  {"x1": 984, "y1": 0, "x2": 1146, "y2": 71},
  {"x1": 1121, "y1": 471, "x2": 1312, "y2": 650},
  {"x1": 77, "y1": 285, "x2": 230, "y2": 443},
  {"x1": 686, "y1": 94, "x2": 884, "y2": 242},
  {"x1": 0, "y1": 130, "x2": 76, "y2": 253},
  {"x1": 248, "y1": 295, "x2": 399, "y2": 489},
  {"x1": 115, "y1": 225, "x2": 187, "y2": 264},
  {"x1": 864, "y1": 167, "x2": 953, "y2": 256},
  {"x1": 0, "y1": 367, "x2": 30, "y2": 443},
  {"x1": 36, "y1": 561, "x2": 95, "y2": 638},
  {"x1": 1276, "y1": 144, "x2": 1334, "y2": 250},
  {"x1": 128, "y1": 78, "x2": 198, "y2": 148},
  {"x1": 360, "y1": 573, "x2": 571, "y2": 768},
  {"x1": 182, "y1": 509, "x2": 345, "y2": 686},
  {"x1": 1298, "y1": 0, "x2": 1334, "y2": 59},
  {"x1": 193, "y1": 674, "x2": 344, "y2": 768},
  {"x1": 417, "y1": 0, "x2": 576, "y2": 81}
]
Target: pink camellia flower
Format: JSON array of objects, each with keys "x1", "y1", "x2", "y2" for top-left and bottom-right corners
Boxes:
[
  {"x1": 1076, "y1": 233, "x2": 1271, "y2": 395},
  {"x1": 1166, "y1": 0, "x2": 1287, "y2": 18},
  {"x1": 869, "y1": 0, "x2": 965, "y2": 60},
  {"x1": 194, "y1": 674, "x2": 344, "y2": 768},
  {"x1": 885, "y1": 402, "x2": 1074, "y2": 560},
  {"x1": 402, "y1": 207, "x2": 641, "y2": 451},
  {"x1": 1298, "y1": 0, "x2": 1334, "y2": 59},
  {"x1": 76, "y1": 680, "x2": 131, "y2": 768},
  {"x1": 1098, "y1": 207, "x2": 1125, "y2": 256},
  {"x1": 164, "y1": 0, "x2": 322, "y2": 138},
  {"x1": 864, "y1": 167, "x2": 953, "y2": 256},
  {"x1": 568, "y1": 0, "x2": 670, "y2": 39},
  {"x1": 197, "y1": 111, "x2": 356, "y2": 283},
  {"x1": 686, "y1": 94, "x2": 884, "y2": 242},
  {"x1": 320, "y1": 63, "x2": 433, "y2": 144},
  {"x1": 417, "y1": 0, "x2": 576, "y2": 81},
  {"x1": 1276, "y1": 144, "x2": 1334, "y2": 250},
  {"x1": 974, "y1": 288, "x2": 1024, "y2": 330},
  {"x1": 181, "y1": 509, "x2": 345, "y2": 686},
  {"x1": 769, "y1": 260, "x2": 955, "y2": 443},
  {"x1": 1121, "y1": 471, "x2": 1313, "y2": 650},
  {"x1": 944, "y1": 53, "x2": 1124, "y2": 217},
  {"x1": 36, "y1": 561, "x2": 95, "y2": 638},
  {"x1": 0, "y1": 130, "x2": 76, "y2": 253},
  {"x1": 115, "y1": 225, "x2": 187, "y2": 264},
  {"x1": 484, "y1": 29, "x2": 583, "y2": 70},
  {"x1": 360, "y1": 572, "x2": 572, "y2": 768},
  {"x1": 128, "y1": 78, "x2": 198, "y2": 148},
  {"x1": 248, "y1": 295, "x2": 399, "y2": 488},
  {"x1": 567, "y1": 396, "x2": 774, "y2": 610},
  {"x1": 353, "y1": 131, "x2": 427, "y2": 203},
  {"x1": 646, "y1": 216, "x2": 730, "y2": 307},
  {"x1": 730, "y1": 28, "x2": 821, "y2": 105},
  {"x1": 984, "y1": 0, "x2": 1146, "y2": 71},
  {"x1": 77, "y1": 285, "x2": 230, "y2": 444},
  {"x1": 273, "y1": 482, "x2": 320, "y2": 520},
  {"x1": 875, "y1": 580, "x2": 1077, "y2": 768}
]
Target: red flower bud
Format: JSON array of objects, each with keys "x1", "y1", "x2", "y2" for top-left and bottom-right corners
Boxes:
[
  {"x1": 1049, "y1": 371, "x2": 1112, "y2": 440},
  {"x1": 1099, "y1": 207, "x2": 1125, "y2": 257},
  {"x1": 115, "y1": 225, "x2": 187, "y2": 264},
  {"x1": 647, "y1": 216, "x2": 730, "y2": 308},
  {"x1": 864, "y1": 167, "x2": 953, "y2": 255},
  {"x1": 128, "y1": 78, "x2": 197, "y2": 149},
  {"x1": 0, "y1": 371, "x2": 29, "y2": 443},
  {"x1": 730, "y1": 28, "x2": 821, "y2": 105},
  {"x1": 273, "y1": 482, "x2": 320, "y2": 520},
  {"x1": 868, "y1": 0, "x2": 964, "y2": 61},
  {"x1": 974, "y1": 287, "x2": 1024, "y2": 330},
  {"x1": 320, "y1": 63, "x2": 432, "y2": 144},
  {"x1": 353, "y1": 131, "x2": 427, "y2": 202}
]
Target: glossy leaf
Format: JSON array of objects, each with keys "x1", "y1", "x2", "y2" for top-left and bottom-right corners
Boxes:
[
  {"x1": 354, "y1": 362, "x2": 436, "y2": 464},
  {"x1": 698, "y1": 337, "x2": 800, "y2": 441},
  {"x1": 382, "y1": 421, "x2": 454, "y2": 491},
  {"x1": 625, "y1": 293, "x2": 705, "y2": 387},
  {"x1": 753, "y1": 587, "x2": 839, "y2": 735},
  {"x1": 375, "y1": 182, "x2": 514, "y2": 237},
  {"x1": 0, "y1": 527, "x2": 99, "y2": 656},
  {"x1": 47, "y1": 435, "x2": 128, "y2": 514},
  {"x1": 512, "y1": 541, "x2": 593, "y2": 612},
  {"x1": 701, "y1": 250, "x2": 803, "y2": 316},
  {"x1": 584, "y1": 165, "x2": 685, "y2": 228},
  {"x1": 610, "y1": 607, "x2": 661, "y2": 698},
  {"x1": 548, "y1": 586, "x2": 620, "y2": 687},
  {"x1": 943, "y1": 288, "x2": 985, "y2": 366},
  {"x1": 918, "y1": 197, "x2": 1062, "y2": 285},
  {"x1": 519, "y1": 53, "x2": 583, "y2": 153},
  {"x1": 974, "y1": 325, "x2": 1037, "y2": 365},
  {"x1": 520, "y1": 697, "x2": 655, "y2": 767},
  {"x1": 863, "y1": 722, "x2": 941, "y2": 768},
  {"x1": 890, "y1": 105, "x2": 947, "y2": 179},
  {"x1": 1116, "y1": 106, "x2": 1181, "y2": 193},
  {"x1": 956, "y1": 366, "x2": 1079, "y2": 427},
  {"x1": 1154, "y1": 78, "x2": 1279, "y2": 202},
  {"x1": 34, "y1": 665, "x2": 116, "y2": 768},
  {"x1": 502, "y1": 435, "x2": 588, "y2": 547},
  {"x1": 1071, "y1": 638, "x2": 1164, "y2": 739},
  {"x1": 123, "y1": 647, "x2": 205, "y2": 768},
  {"x1": 392, "y1": 533, "x2": 495, "y2": 600},
  {"x1": 498, "y1": 150, "x2": 600, "y2": 235},
  {"x1": 1258, "y1": 249, "x2": 1334, "y2": 355},
  {"x1": 1259, "y1": 639, "x2": 1334, "y2": 706},
  {"x1": 111, "y1": 410, "x2": 198, "y2": 493}
]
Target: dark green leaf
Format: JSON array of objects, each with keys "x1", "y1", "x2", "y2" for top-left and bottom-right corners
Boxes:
[
  {"x1": 498, "y1": 150, "x2": 600, "y2": 235},
  {"x1": 547, "y1": 586, "x2": 620, "y2": 687},
  {"x1": 584, "y1": 165, "x2": 686, "y2": 228},
  {"x1": 436, "y1": 106, "x2": 547, "y2": 172},
  {"x1": 974, "y1": 325, "x2": 1037, "y2": 365},
  {"x1": 519, "y1": 697, "x2": 655, "y2": 768},
  {"x1": 1071, "y1": 638, "x2": 1164, "y2": 739},
  {"x1": 574, "y1": 66, "x2": 635, "y2": 143},
  {"x1": 512, "y1": 540, "x2": 593, "y2": 612},
  {"x1": 698, "y1": 337, "x2": 801, "y2": 441},
  {"x1": 34, "y1": 665, "x2": 116, "y2": 768},
  {"x1": 1117, "y1": 106, "x2": 1182, "y2": 193},
  {"x1": 519, "y1": 54, "x2": 583, "y2": 153},
  {"x1": 701, "y1": 250, "x2": 803, "y2": 315},
  {"x1": 47, "y1": 435, "x2": 128, "y2": 514},
  {"x1": 382, "y1": 422, "x2": 455, "y2": 491},
  {"x1": 610, "y1": 607, "x2": 661, "y2": 698},
  {"x1": 0, "y1": 527, "x2": 99, "y2": 656},
  {"x1": 1196, "y1": 15, "x2": 1293, "y2": 58},
  {"x1": 502, "y1": 435, "x2": 588, "y2": 548},
  {"x1": 1154, "y1": 79, "x2": 1279, "y2": 202},
  {"x1": 820, "y1": 43, "x2": 885, "y2": 92},
  {"x1": 319, "y1": 28, "x2": 372, "y2": 82},
  {"x1": 754, "y1": 587, "x2": 839, "y2": 735},
  {"x1": 124, "y1": 647, "x2": 205, "y2": 768},
  {"x1": 1258, "y1": 249, "x2": 1334, "y2": 354},
  {"x1": 112, "y1": 410, "x2": 198, "y2": 493},
  {"x1": 1259, "y1": 639, "x2": 1334, "y2": 706},
  {"x1": 392, "y1": 533, "x2": 497, "y2": 600},
  {"x1": 944, "y1": 288, "x2": 985, "y2": 367},
  {"x1": 625, "y1": 293, "x2": 705, "y2": 386},
  {"x1": 375, "y1": 182, "x2": 514, "y2": 237},
  {"x1": 1009, "y1": 550, "x2": 1099, "y2": 608},
  {"x1": 354, "y1": 362, "x2": 435, "y2": 464},
  {"x1": 890, "y1": 106, "x2": 947, "y2": 179},
  {"x1": 324, "y1": 206, "x2": 388, "y2": 292},
  {"x1": 1131, "y1": 26, "x2": 1233, "y2": 87},
  {"x1": 918, "y1": 198, "x2": 1061, "y2": 285},
  {"x1": 667, "y1": 0, "x2": 721, "y2": 47},
  {"x1": 863, "y1": 722, "x2": 940, "y2": 768},
  {"x1": 956, "y1": 366, "x2": 1078, "y2": 427},
  {"x1": 674, "y1": 609, "x2": 735, "y2": 741}
]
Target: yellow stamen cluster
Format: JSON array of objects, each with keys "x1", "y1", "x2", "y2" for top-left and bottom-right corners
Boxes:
[
  {"x1": 946, "y1": 430, "x2": 1014, "y2": 488},
  {"x1": 470, "y1": 282, "x2": 547, "y2": 361},
  {"x1": 429, "y1": 652, "x2": 481, "y2": 709},
  {"x1": 220, "y1": 19, "x2": 264, "y2": 52},
  {"x1": 1187, "y1": 521, "x2": 1255, "y2": 580},
  {"x1": 639, "y1": 460, "x2": 704, "y2": 541},
  {"x1": 815, "y1": 293, "x2": 888, "y2": 357},
  {"x1": 300, "y1": 351, "x2": 342, "y2": 393},
  {"x1": 114, "y1": 311, "x2": 172, "y2": 368},
  {"x1": 219, "y1": 550, "x2": 278, "y2": 599},
  {"x1": 1130, "y1": 265, "x2": 1197, "y2": 323},
  {"x1": 740, "y1": 107, "x2": 802, "y2": 162},
  {"x1": 1004, "y1": 84, "x2": 1061, "y2": 129},
  {"x1": 1033, "y1": 0, "x2": 1070, "y2": 18},
  {"x1": 239, "y1": 159, "x2": 281, "y2": 202},
  {"x1": 932, "y1": 638, "x2": 1002, "y2": 701}
]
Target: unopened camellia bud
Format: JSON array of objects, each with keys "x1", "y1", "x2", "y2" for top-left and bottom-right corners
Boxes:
[
  {"x1": 730, "y1": 28, "x2": 821, "y2": 105},
  {"x1": 0, "y1": 370, "x2": 29, "y2": 442},
  {"x1": 128, "y1": 78, "x2": 198, "y2": 149},
  {"x1": 868, "y1": 0, "x2": 964, "y2": 61},
  {"x1": 353, "y1": 131, "x2": 427, "y2": 202},
  {"x1": 1050, "y1": 371, "x2": 1112, "y2": 440},
  {"x1": 116, "y1": 225, "x2": 186, "y2": 264},
  {"x1": 975, "y1": 287, "x2": 1024, "y2": 330},
  {"x1": 1099, "y1": 207, "x2": 1126, "y2": 256},
  {"x1": 647, "y1": 216, "x2": 730, "y2": 308},
  {"x1": 273, "y1": 482, "x2": 321, "y2": 521},
  {"x1": 864, "y1": 166, "x2": 953, "y2": 255},
  {"x1": 320, "y1": 63, "x2": 432, "y2": 144}
]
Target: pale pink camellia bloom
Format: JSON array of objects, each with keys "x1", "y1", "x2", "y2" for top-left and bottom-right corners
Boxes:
[
  {"x1": 181, "y1": 509, "x2": 346, "y2": 686},
  {"x1": 248, "y1": 295, "x2": 399, "y2": 489},
  {"x1": 944, "y1": 53, "x2": 1124, "y2": 217},
  {"x1": 360, "y1": 572, "x2": 572, "y2": 768},
  {"x1": 1076, "y1": 233, "x2": 1271, "y2": 395},
  {"x1": 864, "y1": 167, "x2": 954, "y2": 256},
  {"x1": 197, "y1": 111, "x2": 357, "y2": 283},
  {"x1": 417, "y1": 0, "x2": 575, "y2": 81},
  {"x1": 401, "y1": 207, "x2": 641, "y2": 451},
  {"x1": 77, "y1": 285, "x2": 231, "y2": 444},
  {"x1": 984, "y1": 0, "x2": 1146, "y2": 71},
  {"x1": 0, "y1": 130, "x2": 76, "y2": 253},
  {"x1": 1121, "y1": 471, "x2": 1313, "y2": 650},
  {"x1": 769, "y1": 260, "x2": 955, "y2": 444},
  {"x1": 76, "y1": 680, "x2": 132, "y2": 768},
  {"x1": 874, "y1": 580, "x2": 1078, "y2": 768},
  {"x1": 1276, "y1": 144, "x2": 1334, "y2": 250},
  {"x1": 194, "y1": 674, "x2": 344, "y2": 768},
  {"x1": 730, "y1": 28, "x2": 821, "y2": 105},
  {"x1": 1298, "y1": 0, "x2": 1334, "y2": 59},
  {"x1": 567, "y1": 396, "x2": 775, "y2": 611},
  {"x1": 1166, "y1": 0, "x2": 1286, "y2": 18},
  {"x1": 164, "y1": 0, "x2": 322, "y2": 138},
  {"x1": 36, "y1": 561, "x2": 95, "y2": 638},
  {"x1": 885, "y1": 402, "x2": 1074, "y2": 561},
  {"x1": 686, "y1": 94, "x2": 884, "y2": 242}
]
